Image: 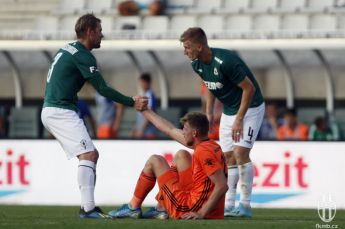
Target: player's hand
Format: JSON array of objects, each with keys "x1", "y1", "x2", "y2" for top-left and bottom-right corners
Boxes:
[
  {"x1": 181, "y1": 212, "x2": 204, "y2": 220},
  {"x1": 133, "y1": 96, "x2": 148, "y2": 111},
  {"x1": 232, "y1": 118, "x2": 243, "y2": 143}
]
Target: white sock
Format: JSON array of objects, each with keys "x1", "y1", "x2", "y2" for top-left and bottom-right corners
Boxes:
[
  {"x1": 78, "y1": 160, "x2": 96, "y2": 212},
  {"x1": 238, "y1": 162, "x2": 254, "y2": 207},
  {"x1": 225, "y1": 165, "x2": 239, "y2": 209}
]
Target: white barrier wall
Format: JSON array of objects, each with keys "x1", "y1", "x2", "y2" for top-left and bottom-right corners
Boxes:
[{"x1": 0, "y1": 140, "x2": 344, "y2": 209}]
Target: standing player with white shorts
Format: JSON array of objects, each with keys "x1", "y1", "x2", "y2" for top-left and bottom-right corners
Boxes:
[
  {"x1": 41, "y1": 13, "x2": 148, "y2": 219},
  {"x1": 180, "y1": 27, "x2": 265, "y2": 218}
]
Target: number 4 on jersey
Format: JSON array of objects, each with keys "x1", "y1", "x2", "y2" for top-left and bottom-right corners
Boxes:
[{"x1": 47, "y1": 52, "x2": 63, "y2": 83}]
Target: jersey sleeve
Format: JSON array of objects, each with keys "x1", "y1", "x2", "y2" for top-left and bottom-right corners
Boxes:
[
  {"x1": 221, "y1": 58, "x2": 247, "y2": 85},
  {"x1": 74, "y1": 53, "x2": 101, "y2": 80},
  {"x1": 88, "y1": 74, "x2": 134, "y2": 107},
  {"x1": 196, "y1": 146, "x2": 223, "y2": 177}
]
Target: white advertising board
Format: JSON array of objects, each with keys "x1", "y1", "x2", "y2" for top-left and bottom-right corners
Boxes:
[{"x1": 0, "y1": 140, "x2": 344, "y2": 209}]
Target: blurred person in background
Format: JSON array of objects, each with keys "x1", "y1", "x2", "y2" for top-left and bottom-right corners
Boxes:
[
  {"x1": 308, "y1": 116, "x2": 340, "y2": 141},
  {"x1": 117, "y1": 0, "x2": 165, "y2": 16},
  {"x1": 258, "y1": 103, "x2": 284, "y2": 140},
  {"x1": 180, "y1": 27, "x2": 265, "y2": 218},
  {"x1": 277, "y1": 108, "x2": 308, "y2": 140},
  {"x1": 41, "y1": 13, "x2": 148, "y2": 219},
  {"x1": 95, "y1": 92, "x2": 124, "y2": 139},
  {"x1": 132, "y1": 73, "x2": 158, "y2": 139},
  {"x1": 77, "y1": 99, "x2": 97, "y2": 138}
]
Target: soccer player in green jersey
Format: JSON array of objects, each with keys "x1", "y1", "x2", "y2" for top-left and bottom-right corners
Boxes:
[
  {"x1": 180, "y1": 27, "x2": 265, "y2": 218},
  {"x1": 41, "y1": 13, "x2": 148, "y2": 219}
]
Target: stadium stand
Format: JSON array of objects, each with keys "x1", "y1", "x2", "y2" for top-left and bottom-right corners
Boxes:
[
  {"x1": 1, "y1": 0, "x2": 345, "y2": 139},
  {"x1": 8, "y1": 107, "x2": 39, "y2": 138}
]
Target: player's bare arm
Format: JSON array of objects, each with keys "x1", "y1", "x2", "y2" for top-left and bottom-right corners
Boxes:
[
  {"x1": 181, "y1": 169, "x2": 228, "y2": 219},
  {"x1": 232, "y1": 76, "x2": 256, "y2": 142},
  {"x1": 205, "y1": 89, "x2": 216, "y2": 128},
  {"x1": 142, "y1": 109, "x2": 191, "y2": 148}
]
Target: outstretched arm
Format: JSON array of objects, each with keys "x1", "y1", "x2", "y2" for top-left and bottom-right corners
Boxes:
[{"x1": 142, "y1": 110, "x2": 191, "y2": 148}]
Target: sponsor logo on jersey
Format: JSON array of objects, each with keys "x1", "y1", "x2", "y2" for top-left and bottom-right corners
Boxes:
[
  {"x1": 204, "y1": 81, "x2": 224, "y2": 90},
  {"x1": 198, "y1": 69, "x2": 203, "y2": 73},
  {"x1": 89, "y1": 66, "x2": 99, "y2": 73},
  {"x1": 214, "y1": 67, "x2": 218, "y2": 76},
  {"x1": 214, "y1": 56, "x2": 223, "y2": 64}
]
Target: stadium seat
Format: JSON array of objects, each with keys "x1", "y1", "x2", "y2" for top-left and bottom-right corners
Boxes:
[
  {"x1": 281, "y1": 14, "x2": 309, "y2": 37},
  {"x1": 190, "y1": 0, "x2": 222, "y2": 13},
  {"x1": 310, "y1": 14, "x2": 337, "y2": 33},
  {"x1": 337, "y1": 15, "x2": 345, "y2": 30},
  {"x1": 8, "y1": 107, "x2": 39, "y2": 138},
  {"x1": 169, "y1": 15, "x2": 197, "y2": 36},
  {"x1": 58, "y1": 0, "x2": 85, "y2": 14},
  {"x1": 307, "y1": 0, "x2": 335, "y2": 10},
  {"x1": 253, "y1": 15, "x2": 280, "y2": 36},
  {"x1": 113, "y1": 16, "x2": 141, "y2": 30},
  {"x1": 59, "y1": 15, "x2": 80, "y2": 32},
  {"x1": 118, "y1": 108, "x2": 136, "y2": 138},
  {"x1": 98, "y1": 16, "x2": 115, "y2": 34},
  {"x1": 166, "y1": 0, "x2": 194, "y2": 13},
  {"x1": 218, "y1": 0, "x2": 250, "y2": 13},
  {"x1": 142, "y1": 16, "x2": 169, "y2": 32},
  {"x1": 297, "y1": 107, "x2": 326, "y2": 125},
  {"x1": 84, "y1": 0, "x2": 115, "y2": 14},
  {"x1": 34, "y1": 16, "x2": 59, "y2": 31},
  {"x1": 197, "y1": 15, "x2": 224, "y2": 38},
  {"x1": 278, "y1": 0, "x2": 306, "y2": 12},
  {"x1": 250, "y1": 0, "x2": 278, "y2": 12},
  {"x1": 225, "y1": 15, "x2": 253, "y2": 36}
]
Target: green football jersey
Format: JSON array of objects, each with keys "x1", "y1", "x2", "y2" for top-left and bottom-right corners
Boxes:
[
  {"x1": 191, "y1": 48, "x2": 264, "y2": 115},
  {"x1": 43, "y1": 41, "x2": 133, "y2": 111}
]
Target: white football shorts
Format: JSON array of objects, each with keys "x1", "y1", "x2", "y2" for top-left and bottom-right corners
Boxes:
[
  {"x1": 41, "y1": 107, "x2": 96, "y2": 159},
  {"x1": 219, "y1": 103, "x2": 265, "y2": 152}
]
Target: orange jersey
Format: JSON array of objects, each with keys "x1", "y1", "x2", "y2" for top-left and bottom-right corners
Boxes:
[
  {"x1": 277, "y1": 123, "x2": 309, "y2": 140},
  {"x1": 189, "y1": 140, "x2": 227, "y2": 219},
  {"x1": 157, "y1": 140, "x2": 227, "y2": 219}
]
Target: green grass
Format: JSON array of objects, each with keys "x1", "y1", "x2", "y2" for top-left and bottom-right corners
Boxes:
[{"x1": 0, "y1": 206, "x2": 344, "y2": 229}]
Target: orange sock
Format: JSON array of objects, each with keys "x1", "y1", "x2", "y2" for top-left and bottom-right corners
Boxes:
[{"x1": 130, "y1": 171, "x2": 156, "y2": 208}]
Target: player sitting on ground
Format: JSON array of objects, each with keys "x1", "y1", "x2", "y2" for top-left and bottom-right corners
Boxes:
[{"x1": 108, "y1": 110, "x2": 228, "y2": 219}]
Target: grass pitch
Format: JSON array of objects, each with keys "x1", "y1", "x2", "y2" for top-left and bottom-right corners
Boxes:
[{"x1": 0, "y1": 206, "x2": 344, "y2": 229}]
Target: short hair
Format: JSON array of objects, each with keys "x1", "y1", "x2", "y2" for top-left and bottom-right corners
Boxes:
[
  {"x1": 179, "y1": 27, "x2": 208, "y2": 46},
  {"x1": 180, "y1": 112, "x2": 209, "y2": 136},
  {"x1": 284, "y1": 108, "x2": 297, "y2": 117},
  {"x1": 139, "y1": 72, "x2": 152, "y2": 83},
  {"x1": 75, "y1": 13, "x2": 101, "y2": 38}
]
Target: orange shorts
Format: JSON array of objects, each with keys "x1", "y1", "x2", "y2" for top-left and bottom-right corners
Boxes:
[{"x1": 156, "y1": 166, "x2": 193, "y2": 219}]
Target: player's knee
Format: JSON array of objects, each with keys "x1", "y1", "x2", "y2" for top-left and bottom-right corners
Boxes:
[
  {"x1": 78, "y1": 150, "x2": 99, "y2": 163},
  {"x1": 174, "y1": 150, "x2": 191, "y2": 163},
  {"x1": 146, "y1": 154, "x2": 165, "y2": 168}
]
